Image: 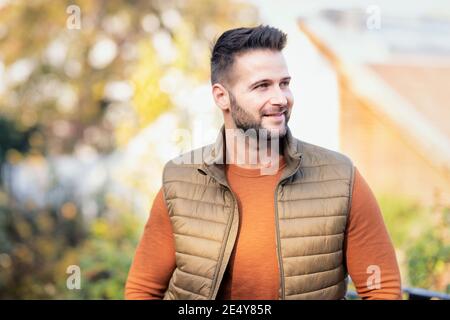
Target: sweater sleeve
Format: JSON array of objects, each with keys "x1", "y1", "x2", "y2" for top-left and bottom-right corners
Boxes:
[
  {"x1": 344, "y1": 168, "x2": 402, "y2": 300},
  {"x1": 125, "y1": 188, "x2": 176, "y2": 299}
]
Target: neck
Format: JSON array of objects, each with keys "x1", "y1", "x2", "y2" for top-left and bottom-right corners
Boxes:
[{"x1": 224, "y1": 127, "x2": 284, "y2": 170}]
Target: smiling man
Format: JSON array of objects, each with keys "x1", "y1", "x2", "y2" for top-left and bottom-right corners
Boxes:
[{"x1": 125, "y1": 25, "x2": 402, "y2": 300}]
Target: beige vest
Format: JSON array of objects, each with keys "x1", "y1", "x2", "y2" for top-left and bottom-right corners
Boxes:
[{"x1": 162, "y1": 126, "x2": 355, "y2": 300}]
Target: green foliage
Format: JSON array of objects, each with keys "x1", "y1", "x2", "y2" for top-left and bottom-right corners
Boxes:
[
  {"x1": 0, "y1": 195, "x2": 143, "y2": 299},
  {"x1": 0, "y1": 117, "x2": 37, "y2": 176},
  {"x1": 406, "y1": 205, "x2": 450, "y2": 293},
  {"x1": 378, "y1": 195, "x2": 426, "y2": 247},
  {"x1": 378, "y1": 194, "x2": 449, "y2": 293},
  {"x1": 57, "y1": 211, "x2": 142, "y2": 299},
  {"x1": 0, "y1": 202, "x2": 87, "y2": 299}
]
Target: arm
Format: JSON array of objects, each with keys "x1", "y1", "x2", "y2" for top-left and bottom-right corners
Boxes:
[
  {"x1": 344, "y1": 168, "x2": 402, "y2": 300},
  {"x1": 125, "y1": 188, "x2": 176, "y2": 299}
]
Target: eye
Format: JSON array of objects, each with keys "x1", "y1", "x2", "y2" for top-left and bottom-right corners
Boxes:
[
  {"x1": 280, "y1": 81, "x2": 290, "y2": 88},
  {"x1": 255, "y1": 83, "x2": 269, "y2": 89}
]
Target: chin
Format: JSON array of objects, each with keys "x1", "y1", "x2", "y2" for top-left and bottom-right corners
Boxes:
[{"x1": 262, "y1": 126, "x2": 287, "y2": 139}]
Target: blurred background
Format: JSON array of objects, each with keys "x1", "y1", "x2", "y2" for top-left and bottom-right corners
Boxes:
[{"x1": 0, "y1": 0, "x2": 448, "y2": 299}]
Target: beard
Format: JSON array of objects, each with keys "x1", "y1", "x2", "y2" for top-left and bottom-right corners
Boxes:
[{"x1": 228, "y1": 91, "x2": 290, "y2": 140}]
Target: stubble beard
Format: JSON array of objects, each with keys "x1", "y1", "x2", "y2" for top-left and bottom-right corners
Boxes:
[{"x1": 228, "y1": 91, "x2": 289, "y2": 140}]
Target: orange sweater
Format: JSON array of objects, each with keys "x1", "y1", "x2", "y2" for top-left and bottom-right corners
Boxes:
[{"x1": 125, "y1": 160, "x2": 402, "y2": 300}]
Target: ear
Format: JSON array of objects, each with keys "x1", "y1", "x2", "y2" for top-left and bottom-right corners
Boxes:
[{"x1": 212, "y1": 83, "x2": 230, "y2": 112}]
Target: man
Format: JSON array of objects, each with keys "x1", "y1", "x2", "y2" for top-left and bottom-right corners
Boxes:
[{"x1": 125, "y1": 25, "x2": 402, "y2": 300}]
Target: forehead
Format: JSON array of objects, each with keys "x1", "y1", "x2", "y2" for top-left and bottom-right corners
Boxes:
[{"x1": 231, "y1": 49, "x2": 289, "y2": 85}]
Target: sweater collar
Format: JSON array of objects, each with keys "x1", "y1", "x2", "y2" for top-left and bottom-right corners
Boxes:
[{"x1": 200, "y1": 124, "x2": 303, "y2": 187}]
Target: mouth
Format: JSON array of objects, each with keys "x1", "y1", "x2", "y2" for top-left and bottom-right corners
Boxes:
[{"x1": 263, "y1": 111, "x2": 286, "y2": 122}]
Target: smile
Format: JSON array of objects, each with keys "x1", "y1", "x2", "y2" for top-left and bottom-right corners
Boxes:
[{"x1": 263, "y1": 112, "x2": 285, "y2": 121}]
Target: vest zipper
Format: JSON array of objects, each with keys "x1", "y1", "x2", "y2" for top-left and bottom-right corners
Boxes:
[
  {"x1": 274, "y1": 182, "x2": 284, "y2": 300},
  {"x1": 213, "y1": 185, "x2": 239, "y2": 300},
  {"x1": 274, "y1": 158, "x2": 302, "y2": 300},
  {"x1": 201, "y1": 169, "x2": 239, "y2": 300}
]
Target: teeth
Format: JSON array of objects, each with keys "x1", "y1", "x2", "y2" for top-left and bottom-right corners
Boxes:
[{"x1": 265, "y1": 113, "x2": 282, "y2": 116}]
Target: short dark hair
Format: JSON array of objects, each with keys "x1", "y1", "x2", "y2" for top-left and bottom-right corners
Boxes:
[{"x1": 210, "y1": 25, "x2": 287, "y2": 86}]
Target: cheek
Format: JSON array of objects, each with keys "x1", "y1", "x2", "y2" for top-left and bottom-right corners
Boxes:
[
  {"x1": 285, "y1": 90, "x2": 294, "y2": 106},
  {"x1": 241, "y1": 95, "x2": 266, "y2": 116}
]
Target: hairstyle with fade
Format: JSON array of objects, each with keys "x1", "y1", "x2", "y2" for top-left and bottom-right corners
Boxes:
[{"x1": 210, "y1": 25, "x2": 287, "y2": 86}]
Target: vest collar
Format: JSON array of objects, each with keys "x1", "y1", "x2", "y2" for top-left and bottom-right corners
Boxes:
[{"x1": 200, "y1": 125, "x2": 303, "y2": 186}]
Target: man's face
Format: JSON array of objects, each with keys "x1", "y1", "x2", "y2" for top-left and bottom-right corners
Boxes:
[{"x1": 226, "y1": 49, "x2": 293, "y2": 139}]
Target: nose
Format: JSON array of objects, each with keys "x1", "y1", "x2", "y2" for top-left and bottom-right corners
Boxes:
[{"x1": 269, "y1": 88, "x2": 288, "y2": 106}]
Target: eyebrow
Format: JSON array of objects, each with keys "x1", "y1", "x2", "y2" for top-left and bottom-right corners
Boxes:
[{"x1": 249, "y1": 76, "x2": 291, "y2": 89}]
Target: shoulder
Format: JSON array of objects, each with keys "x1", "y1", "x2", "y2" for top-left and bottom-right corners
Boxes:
[
  {"x1": 162, "y1": 143, "x2": 213, "y2": 182},
  {"x1": 295, "y1": 139, "x2": 355, "y2": 185},
  {"x1": 298, "y1": 139, "x2": 354, "y2": 169}
]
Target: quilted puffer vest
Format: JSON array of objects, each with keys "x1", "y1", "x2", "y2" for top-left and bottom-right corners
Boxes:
[{"x1": 162, "y1": 125, "x2": 355, "y2": 300}]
